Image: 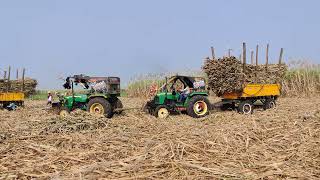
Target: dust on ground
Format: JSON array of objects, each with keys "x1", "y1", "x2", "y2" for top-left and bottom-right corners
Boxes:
[{"x1": 0, "y1": 97, "x2": 319, "y2": 179}]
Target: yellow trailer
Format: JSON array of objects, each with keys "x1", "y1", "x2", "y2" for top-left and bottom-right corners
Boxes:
[
  {"x1": 220, "y1": 84, "x2": 281, "y2": 114},
  {"x1": 0, "y1": 92, "x2": 25, "y2": 110}
]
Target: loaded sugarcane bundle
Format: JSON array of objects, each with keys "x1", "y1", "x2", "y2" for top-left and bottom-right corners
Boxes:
[
  {"x1": 202, "y1": 56, "x2": 287, "y2": 96},
  {"x1": 0, "y1": 78, "x2": 37, "y2": 96}
]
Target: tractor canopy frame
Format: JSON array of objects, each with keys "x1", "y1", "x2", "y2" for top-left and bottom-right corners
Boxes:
[{"x1": 161, "y1": 75, "x2": 207, "y2": 92}]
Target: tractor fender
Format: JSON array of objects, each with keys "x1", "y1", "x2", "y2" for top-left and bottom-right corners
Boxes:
[
  {"x1": 189, "y1": 92, "x2": 209, "y2": 97},
  {"x1": 88, "y1": 95, "x2": 108, "y2": 101},
  {"x1": 184, "y1": 92, "x2": 209, "y2": 106},
  {"x1": 88, "y1": 95, "x2": 119, "y2": 105}
]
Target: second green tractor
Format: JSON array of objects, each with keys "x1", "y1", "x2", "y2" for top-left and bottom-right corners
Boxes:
[
  {"x1": 52, "y1": 74, "x2": 123, "y2": 118},
  {"x1": 144, "y1": 76, "x2": 211, "y2": 119}
]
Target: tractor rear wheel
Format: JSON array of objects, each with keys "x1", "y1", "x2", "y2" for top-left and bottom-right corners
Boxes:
[
  {"x1": 187, "y1": 95, "x2": 210, "y2": 118},
  {"x1": 238, "y1": 100, "x2": 254, "y2": 114},
  {"x1": 154, "y1": 105, "x2": 170, "y2": 119},
  {"x1": 112, "y1": 98, "x2": 123, "y2": 114},
  {"x1": 87, "y1": 97, "x2": 113, "y2": 118}
]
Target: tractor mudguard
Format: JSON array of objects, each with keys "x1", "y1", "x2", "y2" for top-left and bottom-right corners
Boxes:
[
  {"x1": 88, "y1": 94, "x2": 108, "y2": 100},
  {"x1": 189, "y1": 92, "x2": 209, "y2": 97},
  {"x1": 183, "y1": 92, "x2": 209, "y2": 106}
]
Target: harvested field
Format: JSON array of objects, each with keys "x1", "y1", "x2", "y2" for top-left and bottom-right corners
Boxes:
[
  {"x1": 203, "y1": 57, "x2": 287, "y2": 96},
  {"x1": 0, "y1": 97, "x2": 320, "y2": 179}
]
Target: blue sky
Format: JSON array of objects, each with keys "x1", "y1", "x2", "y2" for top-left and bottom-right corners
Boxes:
[{"x1": 0, "y1": 0, "x2": 319, "y2": 89}]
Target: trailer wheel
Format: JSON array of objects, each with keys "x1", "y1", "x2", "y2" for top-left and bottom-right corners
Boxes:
[
  {"x1": 263, "y1": 99, "x2": 276, "y2": 110},
  {"x1": 187, "y1": 95, "x2": 210, "y2": 118},
  {"x1": 87, "y1": 97, "x2": 113, "y2": 118},
  {"x1": 154, "y1": 105, "x2": 170, "y2": 119},
  {"x1": 238, "y1": 101, "x2": 253, "y2": 114}
]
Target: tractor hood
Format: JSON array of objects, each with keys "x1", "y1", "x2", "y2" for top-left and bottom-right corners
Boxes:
[
  {"x1": 64, "y1": 94, "x2": 88, "y2": 103},
  {"x1": 154, "y1": 92, "x2": 178, "y2": 104}
]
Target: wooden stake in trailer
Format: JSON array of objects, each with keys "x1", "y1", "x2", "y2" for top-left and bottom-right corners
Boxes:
[
  {"x1": 7, "y1": 66, "x2": 11, "y2": 92},
  {"x1": 279, "y1": 48, "x2": 284, "y2": 65},
  {"x1": 251, "y1": 51, "x2": 254, "y2": 64},
  {"x1": 22, "y1": 68, "x2": 25, "y2": 92},
  {"x1": 255, "y1": 45, "x2": 259, "y2": 82},
  {"x1": 228, "y1": 49, "x2": 232, "y2": 57},
  {"x1": 16, "y1": 69, "x2": 19, "y2": 79},
  {"x1": 255, "y1": 45, "x2": 259, "y2": 66},
  {"x1": 266, "y1": 44, "x2": 269, "y2": 71},
  {"x1": 211, "y1": 47, "x2": 215, "y2": 60},
  {"x1": 242, "y1": 42, "x2": 246, "y2": 71}
]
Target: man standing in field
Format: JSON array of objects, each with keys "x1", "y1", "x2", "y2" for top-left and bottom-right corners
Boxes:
[{"x1": 47, "y1": 91, "x2": 53, "y2": 105}]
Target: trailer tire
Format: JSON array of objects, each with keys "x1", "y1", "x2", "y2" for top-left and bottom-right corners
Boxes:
[
  {"x1": 238, "y1": 100, "x2": 254, "y2": 114},
  {"x1": 263, "y1": 98, "x2": 276, "y2": 110},
  {"x1": 187, "y1": 95, "x2": 210, "y2": 118},
  {"x1": 87, "y1": 97, "x2": 113, "y2": 118}
]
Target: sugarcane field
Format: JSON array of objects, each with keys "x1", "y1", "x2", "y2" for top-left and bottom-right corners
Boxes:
[{"x1": 1, "y1": 1, "x2": 320, "y2": 179}]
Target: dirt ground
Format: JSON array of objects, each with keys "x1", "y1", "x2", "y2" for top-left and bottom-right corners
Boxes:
[{"x1": 0, "y1": 97, "x2": 319, "y2": 179}]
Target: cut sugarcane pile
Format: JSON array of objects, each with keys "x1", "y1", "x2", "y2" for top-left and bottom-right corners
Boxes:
[
  {"x1": 0, "y1": 78, "x2": 37, "y2": 96},
  {"x1": 202, "y1": 56, "x2": 287, "y2": 96}
]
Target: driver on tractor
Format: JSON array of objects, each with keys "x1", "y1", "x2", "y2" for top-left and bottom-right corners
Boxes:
[
  {"x1": 178, "y1": 86, "x2": 191, "y2": 102},
  {"x1": 170, "y1": 80, "x2": 191, "y2": 103}
]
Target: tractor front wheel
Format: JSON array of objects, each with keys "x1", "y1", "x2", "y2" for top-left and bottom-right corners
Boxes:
[
  {"x1": 87, "y1": 97, "x2": 113, "y2": 118},
  {"x1": 187, "y1": 95, "x2": 210, "y2": 118},
  {"x1": 58, "y1": 107, "x2": 70, "y2": 117},
  {"x1": 154, "y1": 105, "x2": 170, "y2": 119}
]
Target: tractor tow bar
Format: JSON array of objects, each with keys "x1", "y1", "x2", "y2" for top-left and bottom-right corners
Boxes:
[{"x1": 113, "y1": 107, "x2": 141, "y2": 113}]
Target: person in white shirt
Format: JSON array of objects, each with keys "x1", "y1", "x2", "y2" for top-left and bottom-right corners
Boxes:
[{"x1": 47, "y1": 91, "x2": 53, "y2": 105}]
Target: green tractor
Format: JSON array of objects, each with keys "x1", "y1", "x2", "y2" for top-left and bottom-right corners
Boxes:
[
  {"x1": 144, "y1": 75, "x2": 211, "y2": 119},
  {"x1": 52, "y1": 74, "x2": 123, "y2": 118}
]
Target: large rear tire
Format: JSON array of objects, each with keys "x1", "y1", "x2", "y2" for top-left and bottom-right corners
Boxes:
[
  {"x1": 112, "y1": 98, "x2": 123, "y2": 114},
  {"x1": 87, "y1": 97, "x2": 113, "y2": 118},
  {"x1": 187, "y1": 95, "x2": 210, "y2": 118}
]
